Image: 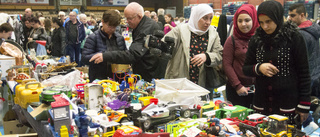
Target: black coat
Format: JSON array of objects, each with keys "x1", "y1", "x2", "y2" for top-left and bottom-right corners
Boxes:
[
  {"x1": 50, "y1": 27, "x2": 66, "y2": 57},
  {"x1": 243, "y1": 22, "x2": 311, "y2": 114},
  {"x1": 102, "y1": 16, "x2": 162, "y2": 82},
  {"x1": 82, "y1": 28, "x2": 126, "y2": 82}
]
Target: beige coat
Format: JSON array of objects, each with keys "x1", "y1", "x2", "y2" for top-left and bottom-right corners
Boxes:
[{"x1": 164, "y1": 24, "x2": 223, "y2": 88}]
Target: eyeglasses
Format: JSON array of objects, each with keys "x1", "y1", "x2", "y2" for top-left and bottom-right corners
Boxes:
[{"x1": 126, "y1": 14, "x2": 137, "y2": 21}]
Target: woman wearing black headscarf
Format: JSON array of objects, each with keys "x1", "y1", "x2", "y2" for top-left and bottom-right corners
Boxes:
[{"x1": 243, "y1": 1, "x2": 310, "y2": 123}]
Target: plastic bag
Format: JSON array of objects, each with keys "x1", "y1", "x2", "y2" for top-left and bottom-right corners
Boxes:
[
  {"x1": 36, "y1": 43, "x2": 47, "y2": 56},
  {"x1": 154, "y1": 78, "x2": 210, "y2": 106},
  {"x1": 41, "y1": 69, "x2": 81, "y2": 89}
]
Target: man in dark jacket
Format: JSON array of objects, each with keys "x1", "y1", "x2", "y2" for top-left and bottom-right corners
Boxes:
[
  {"x1": 82, "y1": 10, "x2": 126, "y2": 82},
  {"x1": 157, "y1": 8, "x2": 166, "y2": 28},
  {"x1": 65, "y1": 11, "x2": 86, "y2": 67},
  {"x1": 289, "y1": 4, "x2": 320, "y2": 98},
  {"x1": 89, "y1": 2, "x2": 163, "y2": 82}
]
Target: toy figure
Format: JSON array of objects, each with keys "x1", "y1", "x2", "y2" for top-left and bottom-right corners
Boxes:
[
  {"x1": 205, "y1": 118, "x2": 243, "y2": 137},
  {"x1": 117, "y1": 88, "x2": 132, "y2": 102},
  {"x1": 74, "y1": 107, "x2": 100, "y2": 137}
]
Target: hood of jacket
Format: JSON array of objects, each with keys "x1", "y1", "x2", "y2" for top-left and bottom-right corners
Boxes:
[{"x1": 299, "y1": 23, "x2": 320, "y2": 40}]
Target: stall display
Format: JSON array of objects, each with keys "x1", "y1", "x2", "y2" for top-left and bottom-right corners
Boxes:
[{"x1": 0, "y1": 38, "x2": 319, "y2": 137}]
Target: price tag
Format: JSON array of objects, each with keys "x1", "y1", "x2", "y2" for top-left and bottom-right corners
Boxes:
[{"x1": 183, "y1": 126, "x2": 202, "y2": 137}]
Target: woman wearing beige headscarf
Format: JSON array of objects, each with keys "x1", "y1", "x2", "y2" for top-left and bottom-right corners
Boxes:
[{"x1": 164, "y1": 4, "x2": 223, "y2": 99}]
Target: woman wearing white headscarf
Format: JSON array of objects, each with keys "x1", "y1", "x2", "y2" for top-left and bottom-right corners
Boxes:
[{"x1": 164, "y1": 4, "x2": 223, "y2": 98}]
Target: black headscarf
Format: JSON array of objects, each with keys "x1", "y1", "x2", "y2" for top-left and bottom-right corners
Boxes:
[{"x1": 257, "y1": 0, "x2": 284, "y2": 36}]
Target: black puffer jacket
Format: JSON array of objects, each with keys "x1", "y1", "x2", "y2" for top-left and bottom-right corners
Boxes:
[
  {"x1": 82, "y1": 28, "x2": 126, "y2": 82},
  {"x1": 50, "y1": 27, "x2": 66, "y2": 57},
  {"x1": 102, "y1": 16, "x2": 162, "y2": 82},
  {"x1": 243, "y1": 21, "x2": 311, "y2": 114}
]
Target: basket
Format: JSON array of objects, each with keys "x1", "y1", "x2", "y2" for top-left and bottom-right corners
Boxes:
[{"x1": 111, "y1": 64, "x2": 130, "y2": 74}]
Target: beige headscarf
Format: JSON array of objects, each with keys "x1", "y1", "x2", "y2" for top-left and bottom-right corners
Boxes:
[{"x1": 188, "y1": 4, "x2": 214, "y2": 36}]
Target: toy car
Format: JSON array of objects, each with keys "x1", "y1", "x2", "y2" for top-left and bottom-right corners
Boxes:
[
  {"x1": 260, "y1": 114, "x2": 306, "y2": 137},
  {"x1": 113, "y1": 125, "x2": 142, "y2": 137},
  {"x1": 104, "y1": 110, "x2": 130, "y2": 123},
  {"x1": 215, "y1": 105, "x2": 254, "y2": 121},
  {"x1": 108, "y1": 99, "x2": 130, "y2": 111}
]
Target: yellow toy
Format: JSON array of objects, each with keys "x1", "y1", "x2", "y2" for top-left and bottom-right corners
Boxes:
[
  {"x1": 97, "y1": 80, "x2": 119, "y2": 92},
  {"x1": 260, "y1": 114, "x2": 298, "y2": 137},
  {"x1": 138, "y1": 96, "x2": 156, "y2": 107},
  {"x1": 125, "y1": 74, "x2": 141, "y2": 90},
  {"x1": 60, "y1": 125, "x2": 69, "y2": 137},
  {"x1": 14, "y1": 78, "x2": 37, "y2": 95},
  {"x1": 14, "y1": 82, "x2": 45, "y2": 108}
]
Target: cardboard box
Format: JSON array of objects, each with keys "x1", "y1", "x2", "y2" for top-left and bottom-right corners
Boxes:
[
  {"x1": 3, "y1": 120, "x2": 30, "y2": 135},
  {"x1": 3, "y1": 110, "x2": 34, "y2": 135}
]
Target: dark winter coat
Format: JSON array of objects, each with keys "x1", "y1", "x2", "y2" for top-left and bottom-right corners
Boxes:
[
  {"x1": 50, "y1": 27, "x2": 66, "y2": 57},
  {"x1": 243, "y1": 21, "x2": 311, "y2": 114},
  {"x1": 28, "y1": 27, "x2": 47, "y2": 50},
  {"x1": 65, "y1": 19, "x2": 85, "y2": 45},
  {"x1": 298, "y1": 23, "x2": 320, "y2": 83},
  {"x1": 82, "y1": 28, "x2": 126, "y2": 82},
  {"x1": 102, "y1": 16, "x2": 162, "y2": 82}
]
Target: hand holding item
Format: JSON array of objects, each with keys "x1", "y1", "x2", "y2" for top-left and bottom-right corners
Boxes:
[
  {"x1": 89, "y1": 53, "x2": 103, "y2": 64},
  {"x1": 164, "y1": 24, "x2": 170, "y2": 27},
  {"x1": 236, "y1": 86, "x2": 248, "y2": 96},
  {"x1": 28, "y1": 38, "x2": 33, "y2": 41},
  {"x1": 259, "y1": 63, "x2": 279, "y2": 77},
  {"x1": 191, "y1": 53, "x2": 207, "y2": 67}
]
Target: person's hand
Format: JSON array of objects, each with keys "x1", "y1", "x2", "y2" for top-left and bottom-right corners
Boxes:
[
  {"x1": 164, "y1": 24, "x2": 171, "y2": 27},
  {"x1": 236, "y1": 86, "x2": 248, "y2": 96},
  {"x1": 47, "y1": 49, "x2": 51, "y2": 54},
  {"x1": 259, "y1": 63, "x2": 279, "y2": 77},
  {"x1": 191, "y1": 53, "x2": 207, "y2": 67},
  {"x1": 297, "y1": 111, "x2": 309, "y2": 123},
  {"x1": 89, "y1": 53, "x2": 103, "y2": 64},
  {"x1": 28, "y1": 38, "x2": 33, "y2": 41}
]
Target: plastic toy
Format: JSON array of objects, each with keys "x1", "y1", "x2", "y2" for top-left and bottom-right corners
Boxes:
[
  {"x1": 107, "y1": 99, "x2": 130, "y2": 111},
  {"x1": 101, "y1": 121, "x2": 121, "y2": 137},
  {"x1": 75, "y1": 83, "x2": 87, "y2": 99},
  {"x1": 215, "y1": 105, "x2": 254, "y2": 121},
  {"x1": 49, "y1": 95, "x2": 71, "y2": 135},
  {"x1": 260, "y1": 114, "x2": 306, "y2": 137},
  {"x1": 113, "y1": 125, "x2": 142, "y2": 137},
  {"x1": 74, "y1": 107, "x2": 100, "y2": 137},
  {"x1": 14, "y1": 81, "x2": 45, "y2": 108},
  {"x1": 13, "y1": 73, "x2": 30, "y2": 83},
  {"x1": 130, "y1": 90, "x2": 142, "y2": 103},
  {"x1": 40, "y1": 85, "x2": 72, "y2": 103},
  {"x1": 84, "y1": 84, "x2": 104, "y2": 111},
  {"x1": 117, "y1": 88, "x2": 132, "y2": 102},
  {"x1": 60, "y1": 125, "x2": 69, "y2": 137},
  {"x1": 138, "y1": 103, "x2": 183, "y2": 131},
  {"x1": 311, "y1": 96, "x2": 320, "y2": 126},
  {"x1": 139, "y1": 96, "x2": 157, "y2": 107},
  {"x1": 14, "y1": 78, "x2": 37, "y2": 95},
  {"x1": 97, "y1": 79, "x2": 120, "y2": 92},
  {"x1": 103, "y1": 109, "x2": 129, "y2": 123}
]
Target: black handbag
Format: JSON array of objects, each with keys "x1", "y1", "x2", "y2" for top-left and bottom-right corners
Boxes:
[{"x1": 205, "y1": 64, "x2": 227, "y2": 89}]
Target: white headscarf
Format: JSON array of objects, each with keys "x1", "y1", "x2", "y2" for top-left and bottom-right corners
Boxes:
[{"x1": 188, "y1": 4, "x2": 213, "y2": 36}]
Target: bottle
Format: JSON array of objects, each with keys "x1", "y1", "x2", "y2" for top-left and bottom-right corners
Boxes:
[{"x1": 30, "y1": 48, "x2": 36, "y2": 59}]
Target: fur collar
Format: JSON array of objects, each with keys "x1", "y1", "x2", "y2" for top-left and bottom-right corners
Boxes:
[{"x1": 252, "y1": 21, "x2": 298, "y2": 48}]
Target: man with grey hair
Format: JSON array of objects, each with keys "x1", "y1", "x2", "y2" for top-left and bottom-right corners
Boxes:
[
  {"x1": 144, "y1": 10, "x2": 151, "y2": 18},
  {"x1": 65, "y1": 11, "x2": 85, "y2": 66},
  {"x1": 59, "y1": 11, "x2": 66, "y2": 22},
  {"x1": 89, "y1": 2, "x2": 164, "y2": 82},
  {"x1": 157, "y1": 8, "x2": 165, "y2": 27}
]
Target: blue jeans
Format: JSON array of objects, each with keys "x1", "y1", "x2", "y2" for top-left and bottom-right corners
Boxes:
[{"x1": 66, "y1": 43, "x2": 81, "y2": 67}]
